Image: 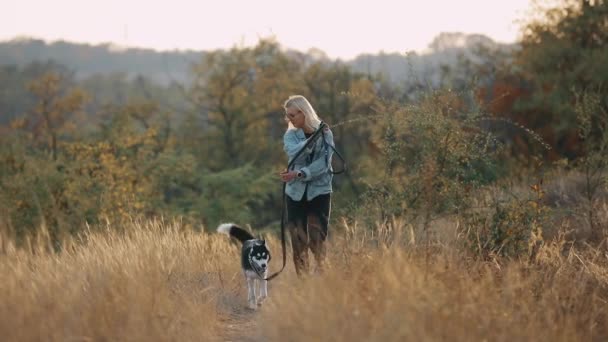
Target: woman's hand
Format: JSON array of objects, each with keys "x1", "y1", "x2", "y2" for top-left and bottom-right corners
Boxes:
[{"x1": 280, "y1": 170, "x2": 299, "y2": 182}]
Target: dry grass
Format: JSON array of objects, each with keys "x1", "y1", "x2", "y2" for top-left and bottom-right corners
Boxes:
[
  {"x1": 262, "y1": 220, "x2": 608, "y2": 341},
  {"x1": 0, "y1": 219, "x2": 251, "y2": 341},
  {"x1": 2, "y1": 218, "x2": 608, "y2": 341}
]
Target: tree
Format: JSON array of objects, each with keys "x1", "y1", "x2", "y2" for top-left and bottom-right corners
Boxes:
[
  {"x1": 514, "y1": 0, "x2": 608, "y2": 158},
  {"x1": 188, "y1": 40, "x2": 300, "y2": 170},
  {"x1": 26, "y1": 72, "x2": 87, "y2": 160},
  {"x1": 301, "y1": 61, "x2": 378, "y2": 202},
  {"x1": 0, "y1": 61, "x2": 72, "y2": 125}
]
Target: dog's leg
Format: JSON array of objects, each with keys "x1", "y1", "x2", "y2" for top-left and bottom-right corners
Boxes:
[
  {"x1": 288, "y1": 221, "x2": 309, "y2": 276},
  {"x1": 246, "y1": 276, "x2": 257, "y2": 309},
  {"x1": 258, "y1": 278, "x2": 268, "y2": 305}
]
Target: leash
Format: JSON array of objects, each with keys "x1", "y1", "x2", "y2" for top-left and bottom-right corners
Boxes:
[{"x1": 264, "y1": 121, "x2": 346, "y2": 281}]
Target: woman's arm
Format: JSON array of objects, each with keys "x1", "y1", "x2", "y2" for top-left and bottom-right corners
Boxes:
[
  {"x1": 283, "y1": 129, "x2": 316, "y2": 163},
  {"x1": 299, "y1": 128, "x2": 334, "y2": 181}
]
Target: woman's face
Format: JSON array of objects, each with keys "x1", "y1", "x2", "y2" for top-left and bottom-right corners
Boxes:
[{"x1": 285, "y1": 106, "x2": 305, "y2": 129}]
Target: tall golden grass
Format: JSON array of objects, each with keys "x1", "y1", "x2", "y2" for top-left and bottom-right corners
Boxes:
[
  {"x1": 1, "y1": 217, "x2": 607, "y2": 341},
  {"x1": 0, "y1": 219, "x2": 249, "y2": 341},
  {"x1": 262, "y1": 220, "x2": 608, "y2": 341}
]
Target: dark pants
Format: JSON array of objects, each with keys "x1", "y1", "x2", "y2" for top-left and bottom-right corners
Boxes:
[{"x1": 286, "y1": 192, "x2": 331, "y2": 276}]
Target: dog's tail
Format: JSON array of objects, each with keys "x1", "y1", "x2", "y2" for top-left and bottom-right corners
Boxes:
[{"x1": 217, "y1": 223, "x2": 255, "y2": 244}]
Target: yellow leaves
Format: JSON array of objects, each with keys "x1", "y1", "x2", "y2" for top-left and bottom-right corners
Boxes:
[
  {"x1": 122, "y1": 134, "x2": 141, "y2": 148},
  {"x1": 58, "y1": 121, "x2": 162, "y2": 223},
  {"x1": 98, "y1": 151, "x2": 114, "y2": 165},
  {"x1": 28, "y1": 72, "x2": 88, "y2": 119},
  {"x1": 15, "y1": 200, "x2": 28, "y2": 209},
  {"x1": 24, "y1": 72, "x2": 89, "y2": 159},
  {"x1": 529, "y1": 183, "x2": 542, "y2": 193},
  {"x1": 529, "y1": 181, "x2": 545, "y2": 214},
  {"x1": 9, "y1": 117, "x2": 27, "y2": 130},
  {"x1": 27, "y1": 72, "x2": 61, "y2": 97},
  {"x1": 344, "y1": 79, "x2": 377, "y2": 114}
]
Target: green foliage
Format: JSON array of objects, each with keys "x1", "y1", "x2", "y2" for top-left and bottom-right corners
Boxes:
[
  {"x1": 0, "y1": 40, "x2": 379, "y2": 243},
  {"x1": 513, "y1": 0, "x2": 608, "y2": 157},
  {"x1": 354, "y1": 89, "x2": 503, "y2": 226},
  {"x1": 189, "y1": 40, "x2": 300, "y2": 170},
  {"x1": 0, "y1": 155, "x2": 63, "y2": 242},
  {"x1": 196, "y1": 164, "x2": 278, "y2": 230},
  {"x1": 0, "y1": 61, "x2": 73, "y2": 126},
  {"x1": 460, "y1": 184, "x2": 548, "y2": 258},
  {"x1": 2, "y1": 25, "x2": 606, "y2": 254},
  {"x1": 26, "y1": 71, "x2": 88, "y2": 160},
  {"x1": 573, "y1": 89, "x2": 608, "y2": 239}
]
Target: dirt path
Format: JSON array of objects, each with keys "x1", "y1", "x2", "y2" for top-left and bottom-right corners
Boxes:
[
  {"x1": 214, "y1": 281, "x2": 267, "y2": 342},
  {"x1": 219, "y1": 308, "x2": 261, "y2": 342}
]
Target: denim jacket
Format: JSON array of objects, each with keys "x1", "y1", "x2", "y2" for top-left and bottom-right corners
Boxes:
[{"x1": 283, "y1": 127, "x2": 334, "y2": 201}]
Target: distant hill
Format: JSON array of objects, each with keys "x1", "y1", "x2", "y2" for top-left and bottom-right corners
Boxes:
[
  {"x1": 349, "y1": 33, "x2": 517, "y2": 88},
  {"x1": 0, "y1": 33, "x2": 516, "y2": 86},
  {"x1": 0, "y1": 37, "x2": 204, "y2": 85}
]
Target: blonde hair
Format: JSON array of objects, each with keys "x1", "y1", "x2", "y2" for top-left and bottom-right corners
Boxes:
[{"x1": 283, "y1": 95, "x2": 322, "y2": 131}]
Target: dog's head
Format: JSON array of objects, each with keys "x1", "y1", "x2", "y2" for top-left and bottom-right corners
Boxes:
[{"x1": 249, "y1": 240, "x2": 271, "y2": 271}]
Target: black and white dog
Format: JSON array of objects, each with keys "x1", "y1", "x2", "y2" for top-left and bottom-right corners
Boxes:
[{"x1": 217, "y1": 223, "x2": 271, "y2": 309}]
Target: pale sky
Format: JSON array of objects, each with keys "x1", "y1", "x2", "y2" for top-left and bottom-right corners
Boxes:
[{"x1": 2, "y1": 0, "x2": 532, "y2": 60}]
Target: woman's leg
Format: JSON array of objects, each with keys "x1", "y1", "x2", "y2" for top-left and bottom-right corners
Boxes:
[
  {"x1": 286, "y1": 196, "x2": 309, "y2": 276},
  {"x1": 307, "y1": 214, "x2": 326, "y2": 272},
  {"x1": 288, "y1": 219, "x2": 309, "y2": 276},
  {"x1": 307, "y1": 194, "x2": 331, "y2": 273}
]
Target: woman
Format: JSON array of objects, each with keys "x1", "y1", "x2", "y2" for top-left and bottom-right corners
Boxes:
[{"x1": 280, "y1": 95, "x2": 335, "y2": 276}]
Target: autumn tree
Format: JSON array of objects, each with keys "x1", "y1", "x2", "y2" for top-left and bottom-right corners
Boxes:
[
  {"x1": 188, "y1": 39, "x2": 301, "y2": 170},
  {"x1": 515, "y1": 0, "x2": 608, "y2": 158},
  {"x1": 27, "y1": 72, "x2": 87, "y2": 160}
]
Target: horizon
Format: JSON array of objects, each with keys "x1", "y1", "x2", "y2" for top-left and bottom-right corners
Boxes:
[
  {"x1": 0, "y1": 30, "x2": 513, "y2": 61},
  {"x1": 2, "y1": 0, "x2": 533, "y2": 60}
]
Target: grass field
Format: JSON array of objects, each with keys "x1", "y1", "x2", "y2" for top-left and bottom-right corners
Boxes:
[{"x1": 1, "y1": 217, "x2": 607, "y2": 341}]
